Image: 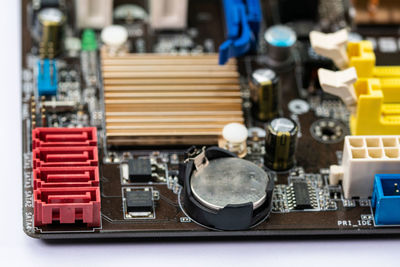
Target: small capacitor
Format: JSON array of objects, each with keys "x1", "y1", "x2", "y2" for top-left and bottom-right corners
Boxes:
[
  {"x1": 37, "y1": 8, "x2": 66, "y2": 58},
  {"x1": 64, "y1": 37, "x2": 81, "y2": 58},
  {"x1": 219, "y1": 123, "x2": 248, "y2": 158},
  {"x1": 101, "y1": 25, "x2": 128, "y2": 55},
  {"x1": 250, "y1": 68, "x2": 280, "y2": 121},
  {"x1": 265, "y1": 117, "x2": 298, "y2": 171}
]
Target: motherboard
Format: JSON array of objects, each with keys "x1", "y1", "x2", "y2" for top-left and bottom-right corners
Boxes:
[{"x1": 21, "y1": 0, "x2": 400, "y2": 239}]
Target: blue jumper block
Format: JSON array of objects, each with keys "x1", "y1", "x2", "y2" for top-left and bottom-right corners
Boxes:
[
  {"x1": 372, "y1": 174, "x2": 400, "y2": 225},
  {"x1": 245, "y1": 0, "x2": 262, "y2": 38},
  {"x1": 37, "y1": 59, "x2": 58, "y2": 96},
  {"x1": 218, "y1": 0, "x2": 262, "y2": 65}
]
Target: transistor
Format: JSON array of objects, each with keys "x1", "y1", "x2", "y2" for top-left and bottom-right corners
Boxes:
[
  {"x1": 128, "y1": 158, "x2": 152, "y2": 182},
  {"x1": 126, "y1": 190, "x2": 153, "y2": 213}
]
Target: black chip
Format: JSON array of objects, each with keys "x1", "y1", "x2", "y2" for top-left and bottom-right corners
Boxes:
[
  {"x1": 126, "y1": 190, "x2": 153, "y2": 213},
  {"x1": 128, "y1": 158, "x2": 152, "y2": 182},
  {"x1": 293, "y1": 181, "x2": 313, "y2": 209}
]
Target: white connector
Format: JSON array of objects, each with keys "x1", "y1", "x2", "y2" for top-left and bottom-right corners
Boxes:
[
  {"x1": 149, "y1": 0, "x2": 188, "y2": 30},
  {"x1": 330, "y1": 136, "x2": 400, "y2": 199},
  {"x1": 318, "y1": 67, "x2": 357, "y2": 113},
  {"x1": 310, "y1": 29, "x2": 349, "y2": 69},
  {"x1": 75, "y1": 0, "x2": 113, "y2": 29}
]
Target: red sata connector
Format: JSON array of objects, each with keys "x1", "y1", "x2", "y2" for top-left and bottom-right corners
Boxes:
[
  {"x1": 32, "y1": 127, "x2": 97, "y2": 149},
  {"x1": 34, "y1": 187, "x2": 101, "y2": 227},
  {"x1": 33, "y1": 167, "x2": 99, "y2": 189},
  {"x1": 31, "y1": 127, "x2": 101, "y2": 228},
  {"x1": 33, "y1": 146, "x2": 98, "y2": 168}
]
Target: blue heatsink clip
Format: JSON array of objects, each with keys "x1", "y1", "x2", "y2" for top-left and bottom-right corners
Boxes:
[
  {"x1": 37, "y1": 59, "x2": 58, "y2": 96},
  {"x1": 372, "y1": 174, "x2": 400, "y2": 225},
  {"x1": 218, "y1": 0, "x2": 262, "y2": 65}
]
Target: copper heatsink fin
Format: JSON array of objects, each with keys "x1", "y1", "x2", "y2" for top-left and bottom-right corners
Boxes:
[{"x1": 101, "y1": 50, "x2": 244, "y2": 146}]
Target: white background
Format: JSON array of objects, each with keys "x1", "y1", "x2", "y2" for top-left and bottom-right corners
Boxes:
[{"x1": 0, "y1": 1, "x2": 399, "y2": 266}]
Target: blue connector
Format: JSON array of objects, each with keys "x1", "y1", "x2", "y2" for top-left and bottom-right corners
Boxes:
[
  {"x1": 218, "y1": 0, "x2": 262, "y2": 65},
  {"x1": 372, "y1": 174, "x2": 400, "y2": 225},
  {"x1": 37, "y1": 59, "x2": 58, "y2": 96},
  {"x1": 245, "y1": 0, "x2": 262, "y2": 38}
]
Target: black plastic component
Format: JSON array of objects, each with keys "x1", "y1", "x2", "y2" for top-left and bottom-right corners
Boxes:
[
  {"x1": 177, "y1": 163, "x2": 186, "y2": 186},
  {"x1": 126, "y1": 190, "x2": 153, "y2": 213},
  {"x1": 295, "y1": 41, "x2": 334, "y2": 89},
  {"x1": 276, "y1": 0, "x2": 319, "y2": 23},
  {"x1": 292, "y1": 181, "x2": 312, "y2": 209},
  {"x1": 182, "y1": 147, "x2": 274, "y2": 231},
  {"x1": 128, "y1": 158, "x2": 152, "y2": 182},
  {"x1": 38, "y1": 0, "x2": 63, "y2": 8}
]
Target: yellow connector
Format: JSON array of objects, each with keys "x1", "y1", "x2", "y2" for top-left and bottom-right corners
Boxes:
[
  {"x1": 351, "y1": 78, "x2": 400, "y2": 135},
  {"x1": 347, "y1": 41, "x2": 375, "y2": 78},
  {"x1": 374, "y1": 66, "x2": 400, "y2": 78},
  {"x1": 348, "y1": 41, "x2": 400, "y2": 78}
]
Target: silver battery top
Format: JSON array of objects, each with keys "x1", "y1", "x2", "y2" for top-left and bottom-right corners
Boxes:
[{"x1": 190, "y1": 157, "x2": 269, "y2": 210}]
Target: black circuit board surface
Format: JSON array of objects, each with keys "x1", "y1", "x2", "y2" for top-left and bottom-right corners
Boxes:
[{"x1": 21, "y1": 0, "x2": 400, "y2": 239}]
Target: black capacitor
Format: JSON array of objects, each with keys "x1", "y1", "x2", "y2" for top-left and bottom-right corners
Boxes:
[
  {"x1": 36, "y1": 8, "x2": 65, "y2": 58},
  {"x1": 263, "y1": 25, "x2": 297, "y2": 72},
  {"x1": 265, "y1": 117, "x2": 298, "y2": 171},
  {"x1": 250, "y1": 68, "x2": 280, "y2": 121}
]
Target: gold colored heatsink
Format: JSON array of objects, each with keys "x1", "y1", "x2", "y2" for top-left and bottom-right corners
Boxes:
[{"x1": 101, "y1": 50, "x2": 244, "y2": 146}]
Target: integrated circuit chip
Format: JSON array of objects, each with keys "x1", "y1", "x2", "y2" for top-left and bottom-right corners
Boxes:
[{"x1": 287, "y1": 181, "x2": 316, "y2": 210}]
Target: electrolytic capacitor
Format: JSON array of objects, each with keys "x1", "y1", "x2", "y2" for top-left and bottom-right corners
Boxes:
[
  {"x1": 264, "y1": 25, "x2": 297, "y2": 72},
  {"x1": 265, "y1": 117, "x2": 298, "y2": 171},
  {"x1": 250, "y1": 68, "x2": 280, "y2": 121},
  {"x1": 37, "y1": 8, "x2": 66, "y2": 58}
]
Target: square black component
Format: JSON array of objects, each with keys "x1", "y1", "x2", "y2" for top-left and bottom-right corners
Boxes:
[
  {"x1": 126, "y1": 190, "x2": 153, "y2": 213},
  {"x1": 293, "y1": 182, "x2": 313, "y2": 209},
  {"x1": 128, "y1": 158, "x2": 152, "y2": 182}
]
